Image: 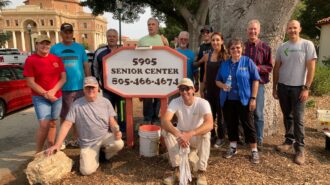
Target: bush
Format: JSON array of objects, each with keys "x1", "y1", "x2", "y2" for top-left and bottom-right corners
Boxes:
[{"x1": 310, "y1": 63, "x2": 330, "y2": 96}]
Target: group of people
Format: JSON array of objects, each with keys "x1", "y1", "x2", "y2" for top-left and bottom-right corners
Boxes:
[{"x1": 23, "y1": 16, "x2": 316, "y2": 185}]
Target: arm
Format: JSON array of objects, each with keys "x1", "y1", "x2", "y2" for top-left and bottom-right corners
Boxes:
[
  {"x1": 47, "y1": 72, "x2": 66, "y2": 101},
  {"x1": 161, "y1": 111, "x2": 181, "y2": 138},
  {"x1": 249, "y1": 80, "x2": 259, "y2": 111},
  {"x1": 193, "y1": 54, "x2": 207, "y2": 67},
  {"x1": 258, "y1": 45, "x2": 273, "y2": 74},
  {"x1": 109, "y1": 116, "x2": 122, "y2": 140},
  {"x1": 180, "y1": 113, "x2": 213, "y2": 148},
  {"x1": 47, "y1": 121, "x2": 73, "y2": 155},
  {"x1": 83, "y1": 62, "x2": 91, "y2": 76},
  {"x1": 161, "y1": 35, "x2": 169, "y2": 46},
  {"x1": 299, "y1": 59, "x2": 316, "y2": 101},
  {"x1": 272, "y1": 60, "x2": 281, "y2": 99},
  {"x1": 25, "y1": 77, "x2": 47, "y2": 96}
]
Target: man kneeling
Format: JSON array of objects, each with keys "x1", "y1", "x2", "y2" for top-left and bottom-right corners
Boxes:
[
  {"x1": 162, "y1": 78, "x2": 213, "y2": 185},
  {"x1": 47, "y1": 77, "x2": 124, "y2": 175}
]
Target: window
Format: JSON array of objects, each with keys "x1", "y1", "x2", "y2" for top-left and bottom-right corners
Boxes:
[
  {"x1": 82, "y1": 34, "x2": 88, "y2": 39},
  {"x1": 50, "y1": 20, "x2": 54, "y2": 26},
  {"x1": 40, "y1": 3, "x2": 43, "y2": 8},
  {"x1": 41, "y1": 19, "x2": 45, "y2": 26},
  {"x1": 6, "y1": 20, "x2": 10, "y2": 26},
  {"x1": 15, "y1": 20, "x2": 19, "y2": 26},
  {"x1": 83, "y1": 23, "x2": 87, "y2": 28},
  {"x1": 0, "y1": 68, "x2": 14, "y2": 82},
  {"x1": 12, "y1": 67, "x2": 24, "y2": 80}
]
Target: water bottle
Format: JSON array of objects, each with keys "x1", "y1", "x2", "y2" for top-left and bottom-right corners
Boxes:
[{"x1": 225, "y1": 75, "x2": 232, "y2": 91}]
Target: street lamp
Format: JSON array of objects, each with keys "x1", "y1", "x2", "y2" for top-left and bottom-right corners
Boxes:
[
  {"x1": 27, "y1": 24, "x2": 33, "y2": 53},
  {"x1": 116, "y1": 0, "x2": 123, "y2": 46}
]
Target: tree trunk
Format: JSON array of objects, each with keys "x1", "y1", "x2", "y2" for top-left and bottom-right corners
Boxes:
[
  {"x1": 177, "y1": 0, "x2": 209, "y2": 52},
  {"x1": 208, "y1": 0, "x2": 299, "y2": 136}
]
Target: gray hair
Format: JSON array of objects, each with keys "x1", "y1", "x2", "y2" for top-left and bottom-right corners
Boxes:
[
  {"x1": 147, "y1": 17, "x2": 160, "y2": 26},
  {"x1": 178, "y1": 31, "x2": 189, "y2": 38},
  {"x1": 106, "y1": 28, "x2": 118, "y2": 35},
  {"x1": 248, "y1": 19, "x2": 261, "y2": 28}
]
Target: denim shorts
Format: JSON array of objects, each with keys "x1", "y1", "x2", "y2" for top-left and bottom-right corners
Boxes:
[{"x1": 32, "y1": 96, "x2": 62, "y2": 120}]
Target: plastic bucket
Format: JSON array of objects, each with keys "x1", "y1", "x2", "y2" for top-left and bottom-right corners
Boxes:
[{"x1": 139, "y1": 125, "x2": 161, "y2": 157}]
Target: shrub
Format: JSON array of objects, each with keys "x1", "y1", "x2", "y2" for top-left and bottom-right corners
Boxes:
[{"x1": 310, "y1": 63, "x2": 330, "y2": 96}]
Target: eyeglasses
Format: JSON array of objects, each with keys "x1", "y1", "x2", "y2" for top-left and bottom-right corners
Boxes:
[
  {"x1": 230, "y1": 46, "x2": 242, "y2": 50},
  {"x1": 200, "y1": 30, "x2": 210, "y2": 34},
  {"x1": 179, "y1": 38, "x2": 189, "y2": 41},
  {"x1": 178, "y1": 86, "x2": 192, "y2": 92}
]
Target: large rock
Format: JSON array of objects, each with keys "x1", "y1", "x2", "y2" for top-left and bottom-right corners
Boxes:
[{"x1": 26, "y1": 151, "x2": 73, "y2": 185}]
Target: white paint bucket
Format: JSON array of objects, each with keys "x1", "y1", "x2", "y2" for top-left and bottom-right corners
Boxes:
[{"x1": 139, "y1": 125, "x2": 161, "y2": 157}]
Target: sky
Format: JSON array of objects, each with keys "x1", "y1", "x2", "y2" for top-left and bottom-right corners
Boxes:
[{"x1": 7, "y1": 0, "x2": 152, "y2": 40}]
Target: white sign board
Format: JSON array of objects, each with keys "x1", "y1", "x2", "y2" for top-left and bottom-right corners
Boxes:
[{"x1": 103, "y1": 46, "x2": 186, "y2": 98}]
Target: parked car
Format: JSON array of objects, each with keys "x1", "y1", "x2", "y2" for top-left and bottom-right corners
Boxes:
[
  {"x1": 0, "y1": 48, "x2": 28, "y2": 65},
  {"x1": 0, "y1": 65, "x2": 32, "y2": 119}
]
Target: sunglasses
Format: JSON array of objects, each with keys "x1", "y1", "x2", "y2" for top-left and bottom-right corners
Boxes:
[
  {"x1": 85, "y1": 86, "x2": 96, "y2": 90},
  {"x1": 200, "y1": 30, "x2": 210, "y2": 34},
  {"x1": 178, "y1": 86, "x2": 192, "y2": 92}
]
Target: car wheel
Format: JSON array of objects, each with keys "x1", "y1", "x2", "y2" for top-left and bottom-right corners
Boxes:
[{"x1": 0, "y1": 100, "x2": 5, "y2": 120}]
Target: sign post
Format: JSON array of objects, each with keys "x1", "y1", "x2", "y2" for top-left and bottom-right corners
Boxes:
[{"x1": 103, "y1": 46, "x2": 186, "y2": 147}]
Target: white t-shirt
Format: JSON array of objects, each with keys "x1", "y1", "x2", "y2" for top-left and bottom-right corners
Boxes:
[
  {"x1": 275, "y1": 38, "x2": 317, "y2": 86},
  {"x1": 168, "y1": 97, "x2": 212, "y2": 131}
]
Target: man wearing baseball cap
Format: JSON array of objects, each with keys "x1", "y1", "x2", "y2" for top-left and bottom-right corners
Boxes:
[
  {"x1": 47, "y1": 76, "x2": 124, "y2": 175},
  {"x1": 194, "y1": 25, "x2": 213, "y2": 98},
  {"x1": 50, "y1": 22, "x2": 91, "y2": 149},
  {"x1": 162, "y1": 78, "x2": 213, "y2": 185}
]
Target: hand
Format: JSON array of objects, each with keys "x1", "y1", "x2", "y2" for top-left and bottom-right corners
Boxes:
[
  {"x1": 249, "y1": 99, "x2": 256, "y2": 111},
  {"x1": 194, "y1": 82, "x2": 199, "y2": 93},
  {"x1": 114, "y1": 131, "x2": 122, "y2": 140},
  {"x1": 273, "y1": 89, "x2": 278, "y2": 99},
  {"x1": 47, "y1": 89, "x2": 57, "y2": 97},
  {"x1": 299, "y1": 89, "x2": 309, "y2": 102},
  {"x1": 46, "y1": 145, "x2": 60, "y2": 156},
  {"x1": 176, "y1": 131, "x2": 194, "y2": 148},
  {"x1": 223, "y1": 85, "x2": 231, "y2": 92}
]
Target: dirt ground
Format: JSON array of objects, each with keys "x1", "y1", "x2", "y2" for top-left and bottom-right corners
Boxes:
[{"x1": 4, "y1": 96, "x2": 330, "y2": 185}]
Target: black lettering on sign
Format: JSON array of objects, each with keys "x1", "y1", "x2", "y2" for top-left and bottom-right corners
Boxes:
[{"x1": 132, "y1": 58, "x2": 157, "y2": 66}]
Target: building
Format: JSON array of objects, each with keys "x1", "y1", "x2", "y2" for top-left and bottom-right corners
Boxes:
[
  {"x1": 0, "y1": 0, "x2": 107, "y2": 52},
  {"x1": 316, "y1": 17, "x2": 330, "y2": 62}
]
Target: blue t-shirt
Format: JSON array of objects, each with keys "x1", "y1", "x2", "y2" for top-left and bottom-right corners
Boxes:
[
  {"x1": 216, "y1": 56, "x2": 260, "y2": 106},
  {"x1": 50, "y1": 42, "x2": 88, "y2": 91},
  {"x1": 228, "y1": 62, "x2": 240, "y2": 100},
  {"x1": 177, "y1": 49, "x2": 197, "y2": 82}
]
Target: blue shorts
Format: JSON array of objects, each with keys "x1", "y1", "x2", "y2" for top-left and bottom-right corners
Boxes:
[{"x1": 32, "y1": 96, "x2": 62, "y2": 120}]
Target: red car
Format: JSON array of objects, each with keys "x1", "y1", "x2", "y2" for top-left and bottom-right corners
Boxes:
[{"x1": 0, "y1": 65, "x2": 32, "y2": 119}]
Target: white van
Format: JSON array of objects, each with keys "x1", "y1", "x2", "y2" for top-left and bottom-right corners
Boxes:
[{"x1": 0, "y1": 48, "x2": 28, "y2": 65}]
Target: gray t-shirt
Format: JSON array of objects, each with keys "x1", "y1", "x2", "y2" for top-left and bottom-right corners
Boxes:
[
  {"x1": 66, "y1": 96, "x2": 116, "y2": 148},
  {"x1": 275, "y1": 38, "x2": 317, "y2": 86}
]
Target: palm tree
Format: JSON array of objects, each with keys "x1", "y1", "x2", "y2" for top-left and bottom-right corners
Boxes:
[{"x1": 0, "y1": 0, "x2": 10, "y2": 10}]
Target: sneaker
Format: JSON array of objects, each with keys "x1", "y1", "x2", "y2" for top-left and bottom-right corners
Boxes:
[
  {"x1": 196, "y1": 170, "x2": 207, "y2": 185},
  {"x1": 214, "y1": 139, "x2": 225, "y2": 148},
  {"x1": 163, "y1": 168, "x2": 179, "y2": 185},
  {"x1": 224, "y1": 147, "x2": 237, "y2": 159},
  {"x1": 251, "y1": 151, "x2": 260, "y2": 164},
  {"x1": 276, "y1": 143, "x2": 292, "y2": 153},
  {"x1": 294, "y1": 151, "x2": 305, "y2": 165},
  {"x1": 60, "y1": 140, "x2": 66, "y2": 150}
]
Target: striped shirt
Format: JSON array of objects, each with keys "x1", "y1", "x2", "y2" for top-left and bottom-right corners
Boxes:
[{"x1": 244, "y1": 39, "x2": 273, "y2": 84}]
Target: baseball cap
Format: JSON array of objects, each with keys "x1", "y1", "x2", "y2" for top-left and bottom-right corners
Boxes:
[
  {"x1": 178, "y1": 78, "x2": 194, "y2": 88},
  {"x1": 35, "y1": 35, "x2": 51, "y2": 43},
  {"x1": 200, "y1": 25, "x2": 213, "y2": 33},
  {"x1": 84, "y1": 76, "x2": 98, "y2": 88},
  {"x1": 60, "y1": 23, "x2": 73, "y2": 32}
]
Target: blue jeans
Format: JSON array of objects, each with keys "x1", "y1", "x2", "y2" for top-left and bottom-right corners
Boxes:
[
  {"x1": 254, "y1": 84, "x2": 265, "y2": 143},
  {"x1": 32, "y1": 96, "x2": 62, "y2": 120},
  {"x1": 277, "y1": 83, "x2": 305, "y2": 152},
  {"x1": 143, "y1": 98, "x2": 160, "y2": 122}
]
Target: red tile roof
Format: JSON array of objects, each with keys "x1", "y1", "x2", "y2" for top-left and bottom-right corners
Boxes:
[{"x1": 316, "y1": 16, "x2": 330, "y2": 26}]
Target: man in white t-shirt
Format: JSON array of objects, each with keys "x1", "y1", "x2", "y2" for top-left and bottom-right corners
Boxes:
[{"x1": 162, "y1": 78, "x2": 213, "y2": 185}]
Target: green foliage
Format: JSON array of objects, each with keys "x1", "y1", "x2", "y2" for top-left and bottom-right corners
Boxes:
[
  {"x1": 0, "y1": 32, "x2": 11, "y2": 48},
  {"x1": 296, "y1": 0, "x2": 330, "y2": 39},
  {"x1": 0, "y1": 0, "x2": 10, "y2": 9},
  {"x1": 305, "y1": 99, "x2": 316, "y2": 108},
  {"x1": 321, "y1": 57, "x2": 330, "y2": 67},
  {"x1": 310, "y1": 63, "x2": 330, "y2": 96},
  {"x1": 160, "y1": 17, "x2": 183, "y2": 45}
]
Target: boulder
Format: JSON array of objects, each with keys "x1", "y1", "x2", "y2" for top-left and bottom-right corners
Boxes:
[{"x1": 26, "y1": 151, "x2": 73, "y2": 185}]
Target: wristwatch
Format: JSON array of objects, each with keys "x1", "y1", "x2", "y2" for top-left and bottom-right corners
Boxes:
[
  {"x1": 250, "y1": 97, "x2": 256, "y2": 100},
  {"x1": 302, "y1": 85, "x2": 310, "y2": 90}
]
